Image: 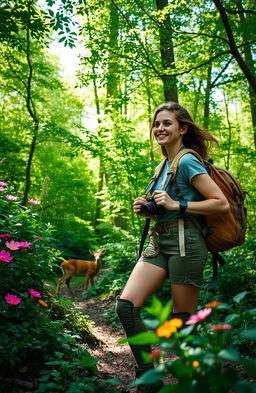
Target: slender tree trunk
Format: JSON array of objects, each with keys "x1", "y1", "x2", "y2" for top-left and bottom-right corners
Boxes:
[
  {"x1": 22, "y1": 13, "x2": 39, "y2": 206},
  {"x1": 193, "y1": 79, "x2": 202, "y2": 121},
  {"x1": 237, "y1": 0, "x2": 256, "y2": 147},
  {"x1": 204, "y1": 64, "x2": 212, "y2": 129},
  {"x1": 213, "y1": 0, "x2": 256, "y2": 94},
  {"x1": 223, "y1": 92, "x2": 232, "y2": 170},
  {"x1": 106, "y1": 1, "x2": 119, "y2": 110},
  {"x1": 155, "y1": 0, "x2": 178, "y2": 103}
]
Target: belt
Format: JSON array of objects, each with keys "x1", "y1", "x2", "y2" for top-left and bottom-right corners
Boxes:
[{"x1": 154, "y1": 220, "x2": 179, "y2": 233}]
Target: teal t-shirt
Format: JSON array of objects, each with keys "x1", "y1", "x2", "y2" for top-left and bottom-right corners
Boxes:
[{"x1": 152, "y1": 153, "x2": 208, "y2": 223}]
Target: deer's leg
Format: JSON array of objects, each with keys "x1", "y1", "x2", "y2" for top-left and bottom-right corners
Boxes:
[
  {"x1": 65, "y1": 277, "x2": 75, "y2": 297},
  {"x1": 84, "y1": 275, "x2": 91, "y2": 291},
  {"x1": 56, "y1": 275, "x2": 68, "y2": 296},
  {"x1": 90, "y1": 275, "x2": 95, "y2": 287}
]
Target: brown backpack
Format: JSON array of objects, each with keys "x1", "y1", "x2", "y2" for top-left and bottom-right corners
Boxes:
[{"x1": 167, "y1": 148, "x2": 247, "y2": 253}]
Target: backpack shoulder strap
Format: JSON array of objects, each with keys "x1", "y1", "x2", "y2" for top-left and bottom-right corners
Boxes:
[
  {"x1": 169, "y1": 148, "x2": 204, "y2": 183},
  {"x1": 154, "y1": 158, "x2": 168, "y2": 178},
  {"x1": 144, "y1": 158, "x2": 167, "y2": 194}
]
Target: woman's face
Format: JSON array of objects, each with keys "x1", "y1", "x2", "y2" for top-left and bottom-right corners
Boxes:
[{"x1": 152, "y1": 110, "x2": 185, "y2": 147}]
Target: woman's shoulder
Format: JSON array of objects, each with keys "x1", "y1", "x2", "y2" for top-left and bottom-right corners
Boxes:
[{"x1": 179, "y1": 152, "x2": 204, "y2": 167}]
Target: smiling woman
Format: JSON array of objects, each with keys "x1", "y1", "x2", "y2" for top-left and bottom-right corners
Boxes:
[{"x1": 115, "y1": 101, "x2": 230, "y2": 393}]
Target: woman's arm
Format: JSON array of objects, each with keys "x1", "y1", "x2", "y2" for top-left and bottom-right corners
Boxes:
[{"x1": 152, "y1": 173, "x2": 230, "y2": 215}]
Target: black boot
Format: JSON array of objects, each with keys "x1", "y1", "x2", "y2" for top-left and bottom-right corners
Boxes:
[
  {"x1": 135, "y1": 367, "x2": 164, "y2": 393},
  {"x1": 116, "y1": 298, "x2": 153, "y2": 367},
  {"x1": 116, "y1": 299, "x2": 164, "y2": 392}
]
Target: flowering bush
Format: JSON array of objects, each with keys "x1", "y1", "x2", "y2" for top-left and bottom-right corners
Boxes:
[
  {"x1": 0, "y1": 182, "x2": 116, "y2": 392},
  {"x1": 0, "y1": 183, "x2": 62, "y2": 372},
  {"x1": 120, "y1": 294, "x2": 256, "y2": 393}
]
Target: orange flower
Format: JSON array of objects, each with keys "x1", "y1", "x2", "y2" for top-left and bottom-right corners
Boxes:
[
  {"x1": 156, "y1": 318, "x2": 183, "y2": 338},
  {"x1": 204, "y1": 301, "x2": 221, "y2": 308},
  {"x1": 38, "y1": 299, "x2": 48, "y2": 307},
  {"x1": 192, "y1": 361, "x2": 200, "y2": 368}
]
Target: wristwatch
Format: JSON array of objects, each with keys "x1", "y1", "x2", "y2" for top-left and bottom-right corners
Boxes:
[{"x1": 179, "y1": 200, "x2": 188, "y2": 215}]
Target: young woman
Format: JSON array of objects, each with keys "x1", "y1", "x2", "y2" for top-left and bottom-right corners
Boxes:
[{"x1": 116, "y1": 102, "x2": 229, "y2": 393}]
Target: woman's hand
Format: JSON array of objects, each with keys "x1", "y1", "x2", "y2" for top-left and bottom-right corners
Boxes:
[
  {"x1": 133, "y1": 195, "x2": 148, "y2": 216},
  {"x1": 152, "y1": 190, "x2": 179, "y2": 211}
]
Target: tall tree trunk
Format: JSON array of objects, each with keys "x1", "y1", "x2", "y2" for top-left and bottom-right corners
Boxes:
[
  {"x1": 204, "y1": 64, "x2": 212, "y2": 130},
  {"x1": 155, "y1": 0, "x2": 178, "y2": 103},
  {"x1": 106, "y1": 1, "x2": 119, "y2": 110},
  {"x1": 192, "y1": 79, "x2": 202, "y2": 121},
  {"x1": 85, "y1": 8, "x2": 106, "y2": 227},
  {"x1": 223, "y1": 92, "x2": 232, "y2": 170},
  {"x1": 237, "y1": 0, "x2": 256, "y2": 147},
  {"x1": 213, "y1": 0, "x2": 256, "y2": 94},
  {"x1": 22, "y1": 12, "x2": 39, "y2": 206}
]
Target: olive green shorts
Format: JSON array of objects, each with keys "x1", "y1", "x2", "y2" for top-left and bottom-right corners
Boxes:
[{"x1": 138, "y1": 220, "x2": 208, "y2": 288}]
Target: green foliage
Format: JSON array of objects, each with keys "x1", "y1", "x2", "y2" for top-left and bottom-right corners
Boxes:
[
  {"x1": 0, "y1": 182, "x2": 117, "y2": 392},
  {"x1": 123, "y1": 293, "x2": 256, "y2": 393},
  {"x1": 84, "y1": 225, "x2": 137, "y2": 298},
  {"x1": 202, "y1": 238, "x2": 256, "y2": 307}
]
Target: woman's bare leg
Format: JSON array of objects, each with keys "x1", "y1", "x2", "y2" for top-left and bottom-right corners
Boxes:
[
  {"x1": 120, "y1": 261, "x2": 168, "y2": 307},
  {"x1": 171, "y1": 283, "x2": 200, "y2": 314}
]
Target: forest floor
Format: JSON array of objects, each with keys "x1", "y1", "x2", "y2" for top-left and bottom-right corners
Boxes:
[
  {"x1": 57, "y1": 277, "x2": 254, "y2": 392},
  {"x1": 63, "y1": 279, "x2": 177, "y2": 392},
  {"x1": 76, "y1": 295, "x2": 137, "y2": 392}
]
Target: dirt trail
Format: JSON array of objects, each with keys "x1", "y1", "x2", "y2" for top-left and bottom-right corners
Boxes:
[{"x1": 75, "y1": 296, "x2": 137, "y2": 392}]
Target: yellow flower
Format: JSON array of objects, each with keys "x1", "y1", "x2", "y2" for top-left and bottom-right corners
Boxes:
[
  {"x1": 192, "y1": 361, "x2": 200, "y2": 368},
  {"x1": 156, "y1": 318, "x2": 183, "y2": 338}
]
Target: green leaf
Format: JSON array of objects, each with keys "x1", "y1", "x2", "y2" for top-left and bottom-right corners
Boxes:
[
  {"x1": 244, "y1": 359, "x2": 256, "y2": 378},
  {"x1": 105, "y1": 378, "x2": 123, "y2": 385},
  {"x1": 159, "y1": 301, "x2": 172, "y2": 324},
  {"x1": 143, "y1": 318, "x2": 160, "y2": 330},
  {"x1": 233, "y1": 291, "x2": 248, "y2": 304},
  {"x1": 218, "y1": 348, "x2": 240, "y2": 362},
  {"x1": 241, "y1": 329, "x2": 256, "y2": 340},
  {"x1": 120, "y1": 331, "x2": 160, "y2": 345},
  {"x1": 234, "y1": 380, "x2": 256, "y2": 393},
  {"x1": 225, "y1": 313, "x2": 239, "y2": 324},
  {"x1": 130, "y1": 368, "x2": 163, "y2": 387},
  {"x1": 144, "y1": 295, "x2": 163, "y2": 318}
]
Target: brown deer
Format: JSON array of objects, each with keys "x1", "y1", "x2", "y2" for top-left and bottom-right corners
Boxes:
[{"x1": 55, "y1": 249, "x2": 106, "y2": 296}]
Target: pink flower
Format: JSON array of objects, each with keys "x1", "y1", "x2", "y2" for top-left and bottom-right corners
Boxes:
[
  {"x1": 148, "y1": 349, "x2": 162, "y2": 360},
  {"x1": 5, "y1": 240, "x2": 21, "y2": 250},
  {"x1": 0, "y1": 187, "x2": 6, "y2": 191},
  {"x1": 0, "y1": 181, "x2": 8, "y2": 186},
  {"x1": 47, "y1": 292, "x2": 54, "y2": 297},
  {"x1": 34, "y1": 236, "x2": 43, "y2": 241},
  {"x1": 209, "y1": 324, "x2": 232, "y2": 330},
  {"x1": 18, "y1": 241, "x2": 32, "y2": 248},
  {"x1": 186, "y1": 308, "x2": 212, "y2": 325},
  {"x1": 0, "y1": 250, "x2": 13, "y2": 262},
  {"x1": 4, "y1": 195, "x2": 18, "y2": 201},
  {"x1": 28, "y1": 199, "x2": 41, "y2": 205},
  {"x1": 28, "y1": 288, "x2": 41, "y2": 298},
  {"x1": 5, "y1": 294, "x2": 21, "y2": 305},
  {"x1": 0, "y1": 234, "x2": 12, "y2": 238}
]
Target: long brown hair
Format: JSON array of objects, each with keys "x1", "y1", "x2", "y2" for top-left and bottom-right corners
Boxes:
[{"x1": 150, "y1": 102, "x2": 218, "y2": 160}]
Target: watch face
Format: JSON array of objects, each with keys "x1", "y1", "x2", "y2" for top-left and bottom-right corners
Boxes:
[{"x1": 180, "y1": 200, "x2": 187, "y2": 209}]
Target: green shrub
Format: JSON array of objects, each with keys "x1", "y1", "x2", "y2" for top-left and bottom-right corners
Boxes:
[
  {"x1": 0, "y1": 182, "x2": 119, "y2": 392},
  {"x1": 121, "y1": 292, "x2": 256, "y2": 393}
]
